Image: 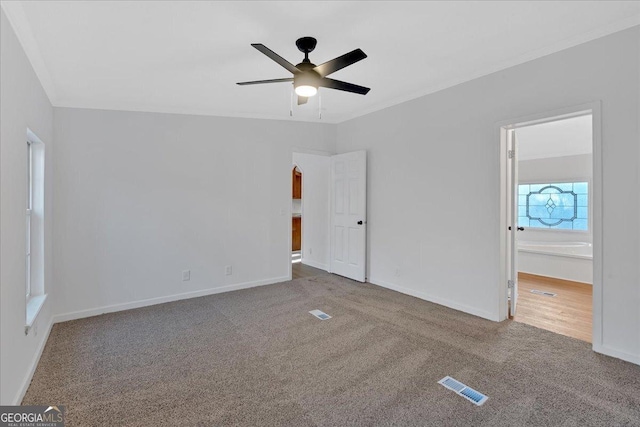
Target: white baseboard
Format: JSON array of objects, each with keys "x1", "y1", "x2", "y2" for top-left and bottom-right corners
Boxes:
[
  {"x1": 13, "y1": 317, "x2": 54, "y2": 405},
  {"x1": 301, "y1": 259, "x2": 328, "y2": 271},
  {"x1": 594, "y1": 343, "x2": 640, "y2": 366},
  {"x1": 368, "y1": 277, "x2": 499, "y2": 322},
  {"x1": 53, "y1": 276, "x2": 290, "y2": 324}
]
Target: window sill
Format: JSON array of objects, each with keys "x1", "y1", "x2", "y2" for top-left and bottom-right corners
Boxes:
[
  {"x1": 26, "y1": 294, "x2": 47, "y2": 330},
  {"x1": 522, "y1": 228, "x2": 590, "y2": 235}
]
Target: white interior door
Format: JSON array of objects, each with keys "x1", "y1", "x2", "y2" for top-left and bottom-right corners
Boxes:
[
  {"x1": 330, "y1": 151, "x2": 367, "y2": 282},
  {"x1": 507, "y1": 130, "x2": 519, "y2": 316}
]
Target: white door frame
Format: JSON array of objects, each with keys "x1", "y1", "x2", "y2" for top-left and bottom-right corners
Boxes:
[
  {"x1": 497, "y1": 101, "x2": 603, "y2": 350},
  {"x1": 506, "y1": 128, "x2": 519, "y2": 317}
]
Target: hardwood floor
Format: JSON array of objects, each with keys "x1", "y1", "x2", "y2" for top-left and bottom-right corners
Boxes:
[
  {"x1": 292, "y1": 262, "x2": 328, "y2": 279},
  {"x1": 513, "y1": 273, "x2": 592, "y2": 343}
]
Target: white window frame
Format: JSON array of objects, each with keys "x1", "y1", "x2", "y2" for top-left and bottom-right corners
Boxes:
[{"x1": 25, "y1": 129, "x2": 47, "y2": 332}]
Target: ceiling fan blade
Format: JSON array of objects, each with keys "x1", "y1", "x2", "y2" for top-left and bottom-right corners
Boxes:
[
  {"x1": 313, "y1": 49, "x2": 367, "y2": 78},
  {"x1": 236, "y1": 78, "x2": 294, "y2": 86},
  {"x1": 297, "y1": 96, "x2": 308, "y2": 105},
  {"x1": 319, "y1": 78, "x2": 370, "y2": 95},
  {"x1": 251, "y1": 44, "x2": 301, "y2": 74}
]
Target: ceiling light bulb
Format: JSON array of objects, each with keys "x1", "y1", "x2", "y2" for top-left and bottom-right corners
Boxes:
[{"x1": 295, "y1": 85, "x2": 318, "y2": 97}]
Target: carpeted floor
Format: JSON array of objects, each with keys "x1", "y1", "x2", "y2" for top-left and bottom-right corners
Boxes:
[{"x1": 23, "y1": 274, "x2": 640, "y2": 426}]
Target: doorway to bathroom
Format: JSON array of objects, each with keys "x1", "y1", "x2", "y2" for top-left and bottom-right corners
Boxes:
[
  {"x1": 289, "y1": 152, "x2": 332, "y2": 280},
  {"x1": 291, "y1": 165, "x2": 303, "y2": 265},
  {"x1": 500, "y1": 104, "x2": 601, "y2": 345}
]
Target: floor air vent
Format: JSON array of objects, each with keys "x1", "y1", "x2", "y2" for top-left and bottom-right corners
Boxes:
[
  {"x1": 309, "y1": 309, "x2": 331, "y2": 320},
  {"x1": 438, "y1": 376, "x2": 488, "y2": 406},
  {"x1": 530, "y1": 289, "x2": 557, "y2": 297}
]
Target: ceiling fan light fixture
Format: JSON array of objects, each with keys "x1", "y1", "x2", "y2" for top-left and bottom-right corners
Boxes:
[
  {"x1": 294, "y1": 84, "x2": 317, "y2": 97},
  {"x1": 294, "y1": 71, "x2": 319, "y2": 97}
]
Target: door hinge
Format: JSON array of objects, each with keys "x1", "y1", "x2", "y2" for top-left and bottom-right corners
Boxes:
[
  {"x1": 508, "y1": 150, "x2": 515, "y2": 159},
  {"x1": 508, "y1": 280, "x2": 515, "y2": 289}
]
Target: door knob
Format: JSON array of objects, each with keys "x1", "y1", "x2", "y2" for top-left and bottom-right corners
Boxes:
[
  {"x1": 357, "y1": 220, "x2": 363, "y2": 225},
  {"x1": 517, "y1": 227, "x2": 524, "y2": 231}
]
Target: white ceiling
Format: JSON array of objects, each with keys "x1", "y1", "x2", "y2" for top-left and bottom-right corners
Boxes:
[
  {"x1": 2, "y1": 1, "x2": 639, "y2": 123},
  {"x1": 517, "y1": 114, "x2": 592, "y2": 161}
]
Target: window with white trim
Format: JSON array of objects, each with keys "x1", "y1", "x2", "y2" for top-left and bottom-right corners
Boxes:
[
  {"x1": 25, "y1": 130, "x2": 46, "y2": 329},
  {"x1": 518, "y1": 181, "x2": 589, "y2": 230}
]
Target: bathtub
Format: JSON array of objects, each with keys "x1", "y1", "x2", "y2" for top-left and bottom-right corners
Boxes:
[{"x1": 518, "y1": 241, "x2": 593, "y2": 284}]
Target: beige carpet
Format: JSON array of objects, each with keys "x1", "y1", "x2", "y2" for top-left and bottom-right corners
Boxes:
[{"x1": 23, "y1": 274, "x2": 640, "y2": 426}]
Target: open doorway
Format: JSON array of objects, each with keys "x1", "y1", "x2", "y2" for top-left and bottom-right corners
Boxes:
[
  {"x1": 289, "y1": 152, "x2": 332, "y2": 280},
  {"x1": 292, "y1": 165, "x2": 303, "y2": 264},
  {"x1": 500, "y1": 105, "x2": 601, "y2": 345}
]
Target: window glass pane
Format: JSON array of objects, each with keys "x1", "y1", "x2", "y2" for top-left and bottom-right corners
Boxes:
[
  {"x1": 573, "y1": 219, "x2": 588, "y2": 230},
  {"x1": 577, "y1": 194, "x2": 588, "y2": 207},
  {"x1": 528, "y1": 205, "x2": 548, "y2": 218},
  {"x1": 520, "y1": 181, "x2": 589, "y2": 231},
  {"x1": 27, "y1": 143, "x2": 33, "y2": 209},
  {"x1": 577, "y1": 207, "x2": 588, "y2": 219},
  {"x1": 26, "y1": 142, "x2": 32, "y2": 298},
  {"x1": 518, "y1": 184, "x2": 530, "y2": 195},
  {"x1": 549, "y1": 206, "x2": 574, "y2": 220},
  {"x1": 529, "y1": 219, "x2": 545, "y2": 228},
  {"x1": 551, "y1": 182, "x2": 573, "y2": 191},
  {"x1": 540, "y1": 186, "x2": 558, "y2": 194},
  {"x1": 554, "y1": 221, "x2": 574, "y2": 230},
  {"x1": 573, "y1": 182, "x2": 588, "y2": 194},
  {"x1": 528, "y1": 194, "x2": 549, "y2": 205},
  {"x1": 555, "y1": 193, "x2": 575, "y2": 207}
]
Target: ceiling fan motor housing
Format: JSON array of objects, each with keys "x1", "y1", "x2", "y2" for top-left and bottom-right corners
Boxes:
[
  {"x1": 294, "y1": 72, "x2": 320, "y2": 92},
  {"x1": 294, "y1": 61, "x2": 320, "y2": 89},
  {"x1": 296, "y1": 37, "x2": 317, "y2": 54}
]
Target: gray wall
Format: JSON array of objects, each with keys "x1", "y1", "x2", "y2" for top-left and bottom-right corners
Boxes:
[
  {"x1": 519, "y1": 154, "x2": 592, "y2": 183},
  {"x1": 1, "y1": 10, "x2": 54, "y2": 404},
  {"x1": 53, "y1": 108, "x2": 336, "y2": 318},
  {"x1": 336, "y1": 27, "x2": 639, "y2": 363}
]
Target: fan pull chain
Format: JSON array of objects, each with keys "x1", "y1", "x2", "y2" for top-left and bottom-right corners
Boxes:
[
  {"x1": 290, "y1": 86, "x2": 293, "y2": 117},
  {"x1": 318, "y1": 91, "x2": 322, "y2": 120}
]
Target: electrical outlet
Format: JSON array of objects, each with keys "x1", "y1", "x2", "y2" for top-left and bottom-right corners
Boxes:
[
  {"x1": 182, "y1": 270, "x2": 191, "y2": 281},
  {"x1": 225, "y1": 265, "x2": 232, "y2": 276}
]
